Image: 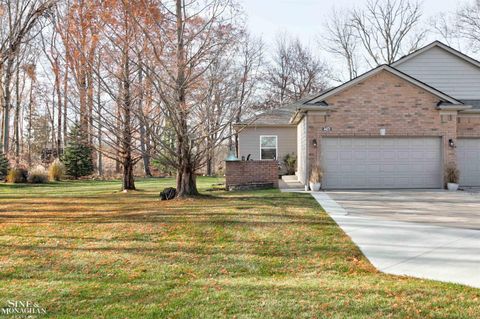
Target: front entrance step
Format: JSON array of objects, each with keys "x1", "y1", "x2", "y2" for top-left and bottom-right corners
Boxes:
[
  {"x1": 281, "y1": 175, "x2": 299, "y2": 182},
  {"x1": 279, "y1": 175, "x2": 304, "y2": 190}
]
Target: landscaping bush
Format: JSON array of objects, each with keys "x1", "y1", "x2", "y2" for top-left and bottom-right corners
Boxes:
[
  {"x1": 28, "y1": 166, "x2": 49, "y2": 184},
  {"x1": 309, "y1": 165, "x2": 323, "y2": 183},
  {"x1": 62, "y1": 123, "x2": 94, "y2": 179},
  {"x1": 48, "y1": 159, "x2": 65, "y2": 181},
  {"x1": 283, "y1": 153, "x2": 297, "y2": 175},
  {"x1": 0, "y1": 152, "x2": 8, "y2": 180},
  {"x1": 6, "y1": 167, "x2": 28, "y2": 183},
  {"x1": 445, "y1": 164, "x2": 460, "y2": 184}
]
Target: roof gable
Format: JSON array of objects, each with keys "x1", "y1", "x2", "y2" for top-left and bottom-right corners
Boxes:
[
  {"x1": 391, "y1": 41, "x2": 480, "y2": 70},
  {"x1": 391, "y1": 41, "x2": 480, "y2": 100},
  {"x1": 306, "y1": 65, "x2": 461, "y2": 106}
]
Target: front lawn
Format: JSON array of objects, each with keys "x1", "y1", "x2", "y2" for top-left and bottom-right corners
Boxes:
[{"x1": 0, "y1": 178, "x2": 478, "y2": 318}]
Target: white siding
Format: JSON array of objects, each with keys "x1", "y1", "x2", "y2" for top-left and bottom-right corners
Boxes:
[
  {"x1": 296, "y1": 117, "x2": 307, "y2": 184},
  {"x1": 238, "y1": 126, "x2": 297, "y2": 163},
  {"x1": 395, "y1": 46, "x2": 480, "y2": 100}
]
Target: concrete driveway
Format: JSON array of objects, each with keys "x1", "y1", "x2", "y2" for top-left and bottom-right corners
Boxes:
[
  {"x1": 328, "y1": 190, "x2": 480, "y2": 229},
  {"x1": 310, "y1": 190, "x2": 480, "y2": 288}
]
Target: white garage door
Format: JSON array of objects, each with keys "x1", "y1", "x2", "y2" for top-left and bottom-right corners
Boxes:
[
  {"x1": 458, "y1": 139, "x2": 480, "y2": 186},
  {"x1": 321, "y1": 137, "x2": 442, "y2": 189}
]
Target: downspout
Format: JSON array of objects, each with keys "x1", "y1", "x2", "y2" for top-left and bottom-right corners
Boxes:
[{"x1": 304, "y1": 112, "x2": 309, "y2": 191}]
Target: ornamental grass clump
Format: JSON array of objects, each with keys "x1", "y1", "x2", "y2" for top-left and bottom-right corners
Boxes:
[
  {"x1": 27, "y1": 166, "x2": 49, "y2": 184},
  {"x1": 445, "y1": 164, "x2": 460, "y2": 184},
  {"x1": 6, "y1": 167, "x2": 28, "y2": 183},
  {"x1": 309, "y1": 165, "x2": 323, "y2": 184},
  {"x1": 49, "y1": 159, "x2": 65, "y2": 181}
]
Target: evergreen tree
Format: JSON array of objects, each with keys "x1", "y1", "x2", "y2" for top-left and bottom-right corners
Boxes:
[
  {"x1": 62, "y1": 123, "x2": 94, "y2": 179},
  {"x1": 0, "y1": 150, "x2": 9, "y2": 180}
]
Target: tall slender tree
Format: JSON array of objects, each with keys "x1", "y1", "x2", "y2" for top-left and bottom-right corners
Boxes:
[{"x1": 0, "y1": 0, "x2": 56, "y2": 155}]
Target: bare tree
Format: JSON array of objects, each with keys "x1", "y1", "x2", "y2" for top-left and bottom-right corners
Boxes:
[
  {"x1": 351, "y1": 0, "x2": 427, "y2": 66},
  {"x1": 233, "y1": 31, "x2": 263, "y2": 156},
  {"x1": 264, "y1": 33, "x2": 329, "y2": 107},
  {"x1": 0, "y1": 0, "x2": 56, "y2": 155},
  {"x1": 429, "y1": 12, "x2": 460, "y2": 47},
  {"x1": 60, "y1": 0, "x2": 100, "y2": 143},
  {"x1": 457, "y1": 0, "x2": 480, "y2": 52},
  {"x1": 84, "y1": 0, "x2": 150, "y2": 190},
  {"x1": 137, "y1": 0, "x2": 244, "y2": 197},
  {"x1": 289, "y1": 40, "x2": 329, "y2": 99},
  {"x1": 265, "y1": 33, "x2": 293, "y2": 105},
  {"x1": 323, "y1": 8, "x2": 358, "y2": 81}
]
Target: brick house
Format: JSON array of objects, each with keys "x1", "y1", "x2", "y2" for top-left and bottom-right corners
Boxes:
[{"x1": 233, "y1": 41, "x2": 480, "y2": 189}]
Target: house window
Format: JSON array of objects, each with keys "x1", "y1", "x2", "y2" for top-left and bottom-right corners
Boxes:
[{"x1": 260, "y1": 135, "x2": 277, "y2": 160}]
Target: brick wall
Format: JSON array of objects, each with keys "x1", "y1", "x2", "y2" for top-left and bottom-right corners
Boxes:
[
  {"x1": 306, "y1": 70, "x2": 462, "y2": 173},
  {"x1": 225, "y1": 160, "x2": 279, "y2": 189},
  {"x1": 458, "y1": 115, "x2": 480, "y2": 137}
]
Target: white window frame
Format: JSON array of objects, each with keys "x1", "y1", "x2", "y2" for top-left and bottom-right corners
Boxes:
[{"x1": 259, "y1": 135, "x2": 278, "y2": 160}]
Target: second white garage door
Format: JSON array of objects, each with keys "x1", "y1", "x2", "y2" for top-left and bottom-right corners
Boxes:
[
  {"x1": 321, "y1": 137, "x2": 442, "y2": 189},
  {"x1": 457, "y1": 139, "x2": 480, "y2": 186}
]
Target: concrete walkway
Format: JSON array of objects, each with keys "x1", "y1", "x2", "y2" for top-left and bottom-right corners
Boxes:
[{"x1": 308, "y1": 191, "x2": 480, "y2": 289}]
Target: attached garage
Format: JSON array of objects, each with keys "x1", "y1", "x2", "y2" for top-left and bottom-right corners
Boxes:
[
  {"x1": 457, "y1": 139, "x2": 480, "y2": 186},
  {"x1": 321, "y1": 137, "x2": 443, "y2": 189}
]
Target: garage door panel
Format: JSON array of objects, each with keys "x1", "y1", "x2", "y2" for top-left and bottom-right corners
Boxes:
[
  {"x1": 321, "y1": 137, "x2": 442, "y2": 189},
  {"x1": 354, "y1": 150, "x2": 367, "y2": 160},
  {"x1": 382, "y1": 151, "x2": 396, "y2": 160},
  {"x1": 458, "y1": 139, "x2": 480, "y2": 186}
]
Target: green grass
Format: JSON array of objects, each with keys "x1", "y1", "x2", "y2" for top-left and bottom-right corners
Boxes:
[{"x1": 0, "y1": 177, "x2": 478, "y2": 318}]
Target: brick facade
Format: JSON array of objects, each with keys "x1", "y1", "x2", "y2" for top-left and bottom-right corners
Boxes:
[
  {"x1": 305, "y1": 70, "x2": 480, "y2": 177},
  {"x1": 458, "y1": 115, "x2": 480, "y2": 137},
  {"x1": 225, "y1": 160, "x2": 279, "y2": 189}
]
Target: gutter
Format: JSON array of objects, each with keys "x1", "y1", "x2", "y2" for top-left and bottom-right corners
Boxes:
[
  {"x1": 290, "y1": 106, "x2": 333, "y2": 124},
  {"x1": 436, "y1": 104, "x2": 472, "y2": 111},
  {"x1": 459, "y1": 108, "x2": 480, "y2": 114}
]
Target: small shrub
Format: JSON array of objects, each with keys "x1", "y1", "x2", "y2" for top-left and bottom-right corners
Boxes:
[
  {"x1": 283, "y1": 153, "x2": 297, "y2": 175},
  {"x1": 445, "y1": 164, "x2": 460, "y2": 184},
  {"x1": 28, "y1": 166, "x2": 49, "y2": 184},
  {"x1": 309, "y1": 165, "x2": 323, "y2": 184},
  {"x1": 6, "y1": 167, "x2": 28, "y2": 183},
  {"x1": 0, "y1": 152, "x2": 8, "y2": 180},
  {"x1": 48, "y1": 159, "x2": 65, "y2": 181}
]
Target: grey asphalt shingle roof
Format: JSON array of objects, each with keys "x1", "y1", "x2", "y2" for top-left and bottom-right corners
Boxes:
[
  {"x1": 462, "y1": 100, "x2": 480, "y2": 109},
  {"x1": 236, "y1": 93, "x2": 326, "y2": 126}
]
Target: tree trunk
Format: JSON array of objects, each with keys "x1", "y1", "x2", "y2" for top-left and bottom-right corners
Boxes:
[
  {"x1": 2, "y1": 57, "x2": 14, "y2": 154},
  {"x1": 206, "y1": 139, "x2": 214, "y2": 176},
  {"x1": 14, "y1": 63, "x2": 21, "y2": 164},
  {"x1": 120, "y1": 21, "x2": 135, "y2": 191},
  {"x1": 96, "y1": 72, "x2": 103, "y2": 176},
  {"x1": 0, "y1": 62, "x2": 4, "y2": 150},
  {"x1": 55, "y1": 58, "x2": 62, "y2": 156},
  {"x1": 122, "y1": 156, "x2": 135, "y2": 191},
  {"x1": 139, "y1": 121, "x2": 152, "y2": 177},
  {"x1": 174, "y1": 0, "x2": 198, "y2": 197},
  {"x1": 63, "y1": 63, "x2": 68, "y2": 147},
  {"x1": 79, "y1": 70, "x2": 88, "y2": 140},
  {"x1": 176, "y1": 162, "x2": 198, "y2": 197},
  {"x1": 206, "y1": 156, "x2": 212, "y2": 176},
  {"x1": 27, "y1": 77, "x2": 34, "y2": 167},
  {"x1": 137, "y1": 57, "x2": 152, "y2": 177}
]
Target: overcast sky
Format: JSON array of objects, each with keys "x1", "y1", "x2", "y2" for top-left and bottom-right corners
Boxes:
[{"x1": 241, "y1": 0, "x2": 460, "y2": 46}]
